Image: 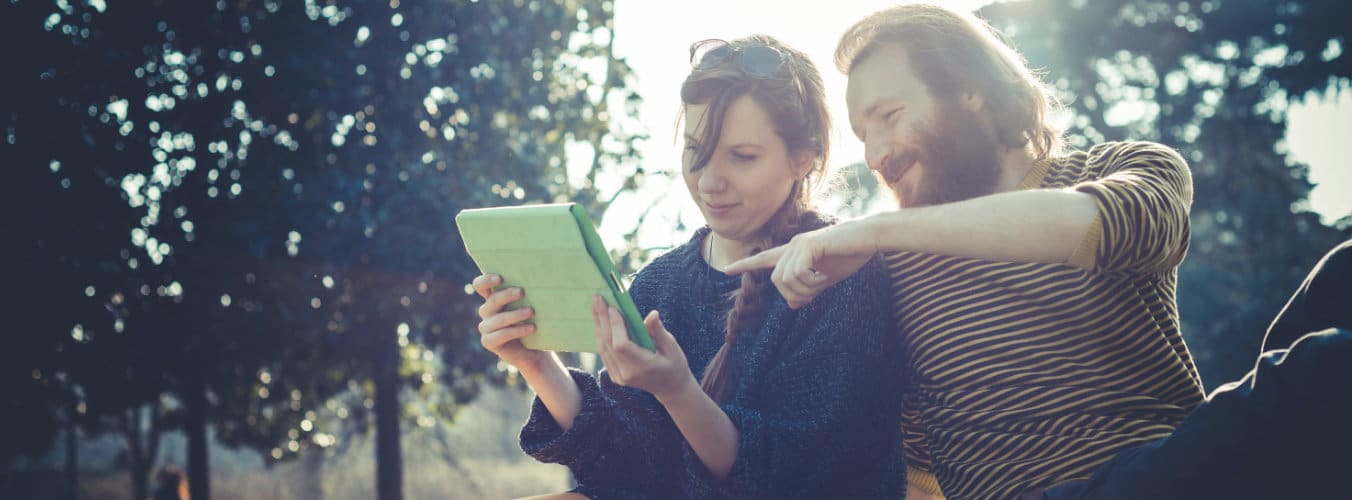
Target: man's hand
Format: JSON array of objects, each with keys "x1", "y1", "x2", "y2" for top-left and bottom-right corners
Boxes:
[{"x1": 723, "y1": 221, "x2": 877, "y2": 309}]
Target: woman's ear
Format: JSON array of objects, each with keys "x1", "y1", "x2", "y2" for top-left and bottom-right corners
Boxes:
[
  {"x1": 792, "y1": 150, "x2": 816, "y2": 179},
  {"x1": 961, "y1": 91, "x2": 986, "y2": 113}
]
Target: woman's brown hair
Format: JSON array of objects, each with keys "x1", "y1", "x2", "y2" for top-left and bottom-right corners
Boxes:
[
  {"x1": 835, "y1": 3, "x2": 1063, "y2": 160},
  {"x1": 679, "y1": 35, "x2": 832, "y2": 402}
]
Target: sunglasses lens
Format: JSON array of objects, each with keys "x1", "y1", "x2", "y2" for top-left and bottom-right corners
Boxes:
[
  {"x1": 691, "y1": 40, "x2": 732, "y2": 68},
  {"x1": 739, "y1": 45, "x2": 784, "y2": 77}
]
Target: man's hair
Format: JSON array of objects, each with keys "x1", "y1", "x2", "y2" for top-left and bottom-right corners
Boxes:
[{"x1": 835, "y1": 3, "x2": 1063, "y2": 159}]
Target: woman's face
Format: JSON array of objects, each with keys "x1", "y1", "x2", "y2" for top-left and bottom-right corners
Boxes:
[{"x1": 683, "y1": 94, "x2": 805, "y2": 244}]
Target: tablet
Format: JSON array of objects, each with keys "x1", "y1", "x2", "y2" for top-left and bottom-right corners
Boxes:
[{"x1": 455, "y1": 203, "x2": 654, "y2": 353}]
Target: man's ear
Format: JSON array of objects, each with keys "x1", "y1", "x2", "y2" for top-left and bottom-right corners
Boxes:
[{"x1": 961, "y1": 91, "x2": 986, "y2": 113}]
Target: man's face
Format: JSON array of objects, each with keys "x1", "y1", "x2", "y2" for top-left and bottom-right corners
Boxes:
[{"x1": 846, "y1": 43, "x2": 1002, "y2": 208}]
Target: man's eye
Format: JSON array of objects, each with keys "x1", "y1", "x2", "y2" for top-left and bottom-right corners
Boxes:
[{"x1": 884, "y1": 108, "x2": 903, "y2": 123}]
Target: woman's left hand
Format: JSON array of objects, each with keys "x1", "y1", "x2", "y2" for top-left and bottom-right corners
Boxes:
[{"x1": 591, "y1": 295, "x2": 696, "y2": 401}]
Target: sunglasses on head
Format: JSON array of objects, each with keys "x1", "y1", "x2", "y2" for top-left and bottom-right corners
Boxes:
[{"x1": 689, "y1": 39, "x2": 791, "y2": 78}]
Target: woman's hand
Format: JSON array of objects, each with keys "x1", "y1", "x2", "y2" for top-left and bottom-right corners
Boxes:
[
  {"x1": 590, "y1": 295, "x2": 696, "y2": 401},
  {"x1": 473, "y1": 274, "x2": 552, "y2": 372},
  {"x1": 474, "y1": 274, "x2": 583, "y2": 429},
  {"x1": 723, "y1": 220, "x2": 877, "y2": 309}
]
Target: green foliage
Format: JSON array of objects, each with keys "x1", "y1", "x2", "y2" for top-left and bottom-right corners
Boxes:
[
  {"x1": 979, "y1": 0, "x2": 1350, "y2": 388},
  {"x1": 4, "y1": 1, "x2": 642, "y2": 495}
]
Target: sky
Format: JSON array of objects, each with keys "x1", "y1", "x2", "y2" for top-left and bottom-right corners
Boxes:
[{"x1": 599, "y1": 0, "x2": 1350, "y2": 250}]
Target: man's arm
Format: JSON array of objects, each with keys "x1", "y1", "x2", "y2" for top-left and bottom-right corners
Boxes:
[
  {"x1": 726, "y1": 142, "x2": 1193, "y2": 307},
  {"x1": 724, "y1": 189, "x2": 1097, "y2": 308},
  {"x1": 859, "y1": 188, "x2": 1099, "y2": 265},
  {"x1": 859, "y1": 142, "x2": 1191, "y2": 269}
]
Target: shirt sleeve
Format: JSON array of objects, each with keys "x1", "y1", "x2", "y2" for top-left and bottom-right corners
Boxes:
[
  {"x1": 681, "y1": 256, "x2": 907, "y2": 498},
  {"x1": 1069, "y1": 141, "x2": 1193, "y2": 274}
]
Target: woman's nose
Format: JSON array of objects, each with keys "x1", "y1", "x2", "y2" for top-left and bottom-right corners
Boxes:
[{"x1": 697, "y1": 163, "x2": 727, "y2": 193}]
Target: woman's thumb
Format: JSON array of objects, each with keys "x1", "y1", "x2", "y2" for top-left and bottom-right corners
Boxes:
[{"x1": 643, "y1": 310, "x2": 675, "y2": 350}]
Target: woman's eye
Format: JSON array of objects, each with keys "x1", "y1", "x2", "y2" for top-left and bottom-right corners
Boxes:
[{"x1": 732, "y1": 152, "x2": 756, "y2": 162}]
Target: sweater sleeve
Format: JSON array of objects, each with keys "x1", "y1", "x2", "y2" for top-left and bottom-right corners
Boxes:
[
  {"x1": 1069, "y1": 141, "x2": 1193, "y2": 274},
  {"x1": 517, "y1": 256, "x2": 686, "y2": 496},
  {"x1": 518, "y1": 368, "x2": 681, "y2": 495},
  {"x1": 681, "y1": 256, "x2": 906, "y2": 498}
]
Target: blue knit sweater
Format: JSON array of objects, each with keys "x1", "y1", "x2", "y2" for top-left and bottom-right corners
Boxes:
[{"x1": 519, "y1": 225, "x2": 908, "y2": 499}]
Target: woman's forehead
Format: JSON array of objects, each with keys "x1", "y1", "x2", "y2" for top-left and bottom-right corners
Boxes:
[{"x1": 685, "y1": 95, "x2": 779, "y2": 148}]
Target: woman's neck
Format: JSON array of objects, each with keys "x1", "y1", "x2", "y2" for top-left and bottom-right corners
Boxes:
[{"x1": 705, "y1": 230, "x2": 763, "y2": 271}]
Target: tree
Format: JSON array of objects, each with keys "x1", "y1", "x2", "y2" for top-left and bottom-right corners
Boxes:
[
  {"x1": 4, "y1": 1, "x2": 644, "y2": 499},
  {"x1": 979, "y1": 0, "x2": 1350, "y2": 388}
]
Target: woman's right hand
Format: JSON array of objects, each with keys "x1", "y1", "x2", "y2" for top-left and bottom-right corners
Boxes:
[
  {"x1": 474, "y1": 274, "x2": 551, "y2": 372},
  {"x1": 474, "y1": 274, "x2": 583, "y2": 428}
]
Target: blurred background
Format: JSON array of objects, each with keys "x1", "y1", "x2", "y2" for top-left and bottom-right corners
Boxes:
[{"x1": 3, "y1": 0, "x2": 1348, "y2": 499}]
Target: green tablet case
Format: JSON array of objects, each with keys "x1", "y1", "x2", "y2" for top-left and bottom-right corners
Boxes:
[{"x1": 455, "y1": 203, "x2": 653, "y2": 353}]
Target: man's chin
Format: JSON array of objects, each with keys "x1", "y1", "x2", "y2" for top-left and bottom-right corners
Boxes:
[{"x1": 884, "y1": 182, "x2": 919, "y2": 209}]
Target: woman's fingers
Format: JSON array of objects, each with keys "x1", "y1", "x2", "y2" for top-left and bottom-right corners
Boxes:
[
  {"x1": 608, "y1": 306, "x2": 648, "y2": 363},
  {"x1": 643, "y1": 310, "x2": 679, "y2": 355},
  {"x1": 477, "y1": 304, "x2": 534, "y2": 334},
  {"x1": 477, "y1": 285, "x2": 525, "y2": 320},
  {"x1": 471, "y1": 274, "x2": 502, "y2": 300},
  {"x1": 480, "y1": 323, "x2": 537, "y2": 351},
  {"x1": 592, "y1": 295, "x2": 624, "y2": 384}
]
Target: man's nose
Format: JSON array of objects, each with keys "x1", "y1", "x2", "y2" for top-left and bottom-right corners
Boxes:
[{"x1": 864, "y1": 137, "x2": 890, "y2": 173}]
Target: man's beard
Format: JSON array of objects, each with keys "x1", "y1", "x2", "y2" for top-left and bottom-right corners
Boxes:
[{"x1": 879, "y1": 99, "x2": 1003, "y2": 208}]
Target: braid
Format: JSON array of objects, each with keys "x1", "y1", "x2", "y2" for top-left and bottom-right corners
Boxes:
[{"x1": 700, "y1": 183, "x2": 825, "y2": 403}]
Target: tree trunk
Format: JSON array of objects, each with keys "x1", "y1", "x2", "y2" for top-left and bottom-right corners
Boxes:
[
  {"x1": 186, "y1": 376, "x2": 210, "y2": 500},
  {"x1": 131, "y1": 458, "x2": 150, "y2": 500},
  {"x1": 374, "y1": 333, "x2": 403, "y2": 500},
  {"x1": 301, "y1": 442, "x2": 325, "y2": 500},
  {"x1": 124, "y1": 406, "x2": 158, "y2": 500},
  {"x1": 65, "y1": 401, "x2": 78, "y2": 500}
]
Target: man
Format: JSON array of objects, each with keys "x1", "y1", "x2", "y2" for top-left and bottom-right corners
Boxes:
[{"x1": 726, "y1": 4, "x2": 1207, "y2": 498}]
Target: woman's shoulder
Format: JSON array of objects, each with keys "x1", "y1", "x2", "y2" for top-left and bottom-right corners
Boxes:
[{"x1": 813, "y1": 253, "x2": 889, "y2": 309}]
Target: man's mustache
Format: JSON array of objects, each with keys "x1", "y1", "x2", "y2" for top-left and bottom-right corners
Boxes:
[{"x1": 879, "y1": 147, "x2": 923, "y2": 185}]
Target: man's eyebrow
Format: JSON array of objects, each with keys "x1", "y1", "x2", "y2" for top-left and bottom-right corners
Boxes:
[
  {"x1": 852, "y1": 99, "x2": 896, "y2": 139},
  {"x1": 850, "y1": 100, "x2": 880, "y2": 137}
]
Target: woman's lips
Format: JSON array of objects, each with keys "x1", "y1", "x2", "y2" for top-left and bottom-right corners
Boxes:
[{"x1": 704, "y1": 201, "x2": 738, "y2": 216}]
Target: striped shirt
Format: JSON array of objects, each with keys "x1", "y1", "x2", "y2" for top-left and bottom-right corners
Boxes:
[{"x1": 890, "y1": 141, "x2": 1207, "y2": 499}]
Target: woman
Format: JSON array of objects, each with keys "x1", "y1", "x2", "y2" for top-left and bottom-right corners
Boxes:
[{"x1": 473, "y1": 35, "x2": 905, "y2": 499}]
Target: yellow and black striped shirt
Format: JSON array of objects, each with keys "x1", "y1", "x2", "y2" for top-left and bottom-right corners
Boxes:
[{"x1": 890, "y1": 141, "x2": 1207, "y2": 499}]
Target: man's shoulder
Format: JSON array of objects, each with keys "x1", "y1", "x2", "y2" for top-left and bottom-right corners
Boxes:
[
  {"x1": 1081, "y1": 140, "x2": 1186, "y2": 165},
  {"x1": 1055, "y1": 141, "x2": 1190, "y2": 182}
]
